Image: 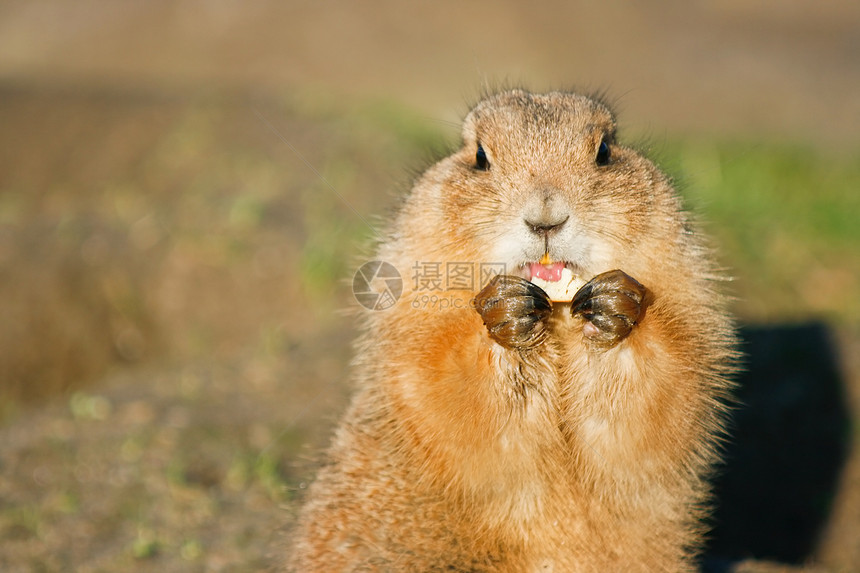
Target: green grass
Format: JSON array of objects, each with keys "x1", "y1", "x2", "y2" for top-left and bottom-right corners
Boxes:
[{"x1": 657, "y1": 139, "x2": 860, "y2": 324}]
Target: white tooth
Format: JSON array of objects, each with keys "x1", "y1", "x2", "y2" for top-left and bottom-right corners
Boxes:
[{"x1": 530, "y1": 267, "x2": 586, "y2": 302}]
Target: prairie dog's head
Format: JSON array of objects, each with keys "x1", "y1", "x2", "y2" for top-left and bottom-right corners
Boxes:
[{"x1": 403, "y1": 89, "x2": 682, "y2": 287}]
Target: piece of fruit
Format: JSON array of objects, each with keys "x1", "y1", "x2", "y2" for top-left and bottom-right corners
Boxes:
[{"x1": 530, "y1": 265, "x2": 585, "y2": 302}]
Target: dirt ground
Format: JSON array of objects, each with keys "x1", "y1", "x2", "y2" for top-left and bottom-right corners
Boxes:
[{"x1": 0, "y1": 2, "x2": 858, "y2": 571}]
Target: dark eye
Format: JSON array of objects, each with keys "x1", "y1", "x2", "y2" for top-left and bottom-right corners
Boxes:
[
  {"x1": 595, "y1": 139, "x2": 611, "y2": 166},
  {"x1": 475, "y1": 143, "x2": 490, "y2": 170}
]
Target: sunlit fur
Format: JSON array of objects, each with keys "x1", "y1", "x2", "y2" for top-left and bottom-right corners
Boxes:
[{"x1": 287, "y1": 90, "x2": 738, "y2": 572}]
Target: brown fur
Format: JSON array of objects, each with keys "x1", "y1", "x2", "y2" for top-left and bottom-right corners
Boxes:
[{"x1": 287, "y1": 90, "x2": 737, "y2": 572}]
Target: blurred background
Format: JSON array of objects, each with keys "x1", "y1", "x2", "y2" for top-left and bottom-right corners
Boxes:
[{"x1": 0, "y1": 1, "x2": 858, "y2": 571}]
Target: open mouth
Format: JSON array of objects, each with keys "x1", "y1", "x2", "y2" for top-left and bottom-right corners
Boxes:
[
  {"x1": 517, "y1": 258, "x2": 586, "y2": 302},
  {"x1": 522, "y1": 260, "x2": 568, "y2": 282}
]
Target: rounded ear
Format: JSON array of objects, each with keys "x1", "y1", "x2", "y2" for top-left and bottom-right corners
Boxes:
[{"x1": 460, "y1": 109, "x2": 479, "y2": 145}]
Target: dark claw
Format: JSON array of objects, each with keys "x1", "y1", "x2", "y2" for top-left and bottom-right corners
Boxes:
[
  {"x1": 571, "y1": 270, "x2": 647, "y2": 349},
  {"x1": 474, "y1": 275, "x2": 552, "y2": 351}
]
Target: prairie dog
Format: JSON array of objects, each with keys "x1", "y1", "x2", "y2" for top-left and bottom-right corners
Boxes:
[{"x1": 287, "y1": 90, "x2": 737, "y2": 572}]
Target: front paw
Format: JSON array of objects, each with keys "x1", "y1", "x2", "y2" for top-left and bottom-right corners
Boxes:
[
  {"x1": 474, "y1": 275, "x2": 552, "y2": 351},
  {"x1": 571, "y1": 270, "x2": 647, "y2": 349}
]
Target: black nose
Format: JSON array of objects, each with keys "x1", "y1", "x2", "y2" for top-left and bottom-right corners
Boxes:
[{"x1": 524, "y1": 215, "x2": 569, "y2": 237}]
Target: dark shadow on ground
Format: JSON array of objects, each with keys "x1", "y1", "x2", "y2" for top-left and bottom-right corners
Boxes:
[{"x1": 704, "y1": 322, "x2": 852, "y2": 570}]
